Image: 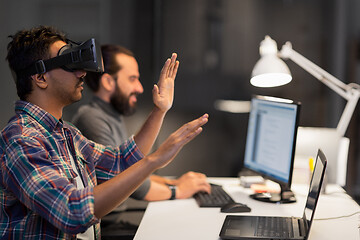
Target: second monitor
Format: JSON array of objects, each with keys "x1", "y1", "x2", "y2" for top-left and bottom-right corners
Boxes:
[{"x1": 243, "y1": 95, "x2": 301, "y2": 203}]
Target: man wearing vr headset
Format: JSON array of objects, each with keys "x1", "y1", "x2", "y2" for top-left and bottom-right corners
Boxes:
[
  {"x1": 0, "y1": 25, "x2": 209, "y2": 239},
  {"x1": 72, "y1": 44, "x2": 211, "y2": 234}
]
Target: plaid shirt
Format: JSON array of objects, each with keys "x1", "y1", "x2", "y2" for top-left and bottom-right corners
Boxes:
[{"x1": 0, "y1": 101, "x2": 144, "y2": 239}]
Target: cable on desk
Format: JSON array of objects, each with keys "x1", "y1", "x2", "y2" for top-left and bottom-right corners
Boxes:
[{"x1": 314, "y1": 210, "x2": 360, "y2": 220}]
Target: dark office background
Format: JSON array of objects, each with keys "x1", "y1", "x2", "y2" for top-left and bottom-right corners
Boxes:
[{"x1": 1, "y1": 0, "x2": 360, "y2": 201}]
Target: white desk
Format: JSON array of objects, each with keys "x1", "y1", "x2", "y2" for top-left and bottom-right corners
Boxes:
[{"x1": 134, "y1": 178, "x2": 360, "y2": 240}]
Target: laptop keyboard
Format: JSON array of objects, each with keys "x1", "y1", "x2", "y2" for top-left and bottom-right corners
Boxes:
[
  {"x1": 255, "y1": 216, "x2": 295, "y2": 238},
  {"x1": 193, "y1": 184, "x2": 235, "y2": 207}
]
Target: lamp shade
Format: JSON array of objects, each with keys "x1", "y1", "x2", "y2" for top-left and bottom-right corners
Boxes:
[
  {"x1": 250, "y1": 36, "x2": 292, "y2": 88},
  {"x1": 251, "y1": 55, "x2": 292, "y2": 87}
]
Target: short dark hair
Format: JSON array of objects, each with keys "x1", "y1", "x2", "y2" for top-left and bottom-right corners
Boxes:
[
  {"x1": 85, "y1": 44, "x2": 135, "y2": 92},
  {"x1": 6, "y1": 25, "x2": 67, "y2": 100}
]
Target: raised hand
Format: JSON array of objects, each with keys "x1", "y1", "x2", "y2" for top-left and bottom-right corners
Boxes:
[
  {"x1": 148, "y1": 113, "x2": 209, "y2": 169},
  {"x1": 152, "y1": 53, "x2": 179, "y2": 112}
]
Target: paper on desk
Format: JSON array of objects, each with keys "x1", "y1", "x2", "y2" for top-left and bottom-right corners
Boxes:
[{"x1": 251, "y1": 183, "x2": 280, "y2": 193}]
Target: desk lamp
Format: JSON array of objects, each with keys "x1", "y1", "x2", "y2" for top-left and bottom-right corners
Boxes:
[{"x1": 251, "y1": 35, "x2": 360, "y2": 137}]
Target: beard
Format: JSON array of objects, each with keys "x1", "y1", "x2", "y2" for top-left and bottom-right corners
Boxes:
[{"x1": 110, "y1": 86, "x2": 138, "y2": 116}]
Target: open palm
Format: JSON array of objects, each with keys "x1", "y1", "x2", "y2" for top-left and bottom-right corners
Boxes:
[{"x1": 152, "y1": 53, "x2": 179, "y2": 112}]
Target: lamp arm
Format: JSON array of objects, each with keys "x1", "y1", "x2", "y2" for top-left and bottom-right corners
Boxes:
[
  {"x1": 337, "y1": 90, "x2": 360, "y2": 136},
  {"x1": 279, "y1": 41, "x2": 360, "y2": 137},
  {"x1": 280, "y1": 42, "x2": 350, "y2": 98}
]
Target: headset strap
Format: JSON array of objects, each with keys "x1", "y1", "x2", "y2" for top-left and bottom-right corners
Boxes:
[{"x1": 18, "y1": 48, "x2": 93, "y2": 77}]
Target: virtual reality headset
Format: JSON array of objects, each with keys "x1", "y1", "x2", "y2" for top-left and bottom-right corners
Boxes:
[{"x1": 17, "y1": 38, "x2": 104, "y2": 78}]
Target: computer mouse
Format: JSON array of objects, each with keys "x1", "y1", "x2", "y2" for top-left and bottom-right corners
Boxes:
[{"x1": 220, "y1": 202, "x2": 251, "y2": 213}]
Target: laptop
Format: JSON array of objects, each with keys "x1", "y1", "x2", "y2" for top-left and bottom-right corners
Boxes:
[{"x1": 219, "y1": 149, "x2": 327, "y2": 240}]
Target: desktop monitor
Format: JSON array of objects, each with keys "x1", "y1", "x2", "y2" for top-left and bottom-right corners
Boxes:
[{"x1": 243, "y1": 95, "x2": 301, "y2": 203}]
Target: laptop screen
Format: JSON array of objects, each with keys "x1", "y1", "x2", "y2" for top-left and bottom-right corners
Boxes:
[{"x1": 303, "y1": 149, "x2": 327, "y2": 227}]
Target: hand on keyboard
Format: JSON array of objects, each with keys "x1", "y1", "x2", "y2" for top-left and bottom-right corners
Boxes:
[
  {"x1": 193, "y1": 184, "x2": 235, "y2": 207},
  {"x1": 173, "y1": 172, "x2": 211, "y2": 199}
]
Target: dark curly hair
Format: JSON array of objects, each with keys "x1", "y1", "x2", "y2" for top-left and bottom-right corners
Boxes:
[
  {"x1": 6, "y1": 25, "x2": 67, "y2": 100},
  {"x1": 85, "y1": 44, "x2": 135, "y2": 92}
]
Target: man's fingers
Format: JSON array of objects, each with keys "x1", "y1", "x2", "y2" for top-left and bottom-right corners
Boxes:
[
  {"x1": 195, "y1": 172, "x2": 208, "y2": 179},
  {"x1": 169, "y1": 60, "x2": 179, "y2": 79},
  {"x1": 152, "y1": 113, "x2": 209, "y2": 170},
  {"x1": 186, "y1": 127, "x2": 203, "y2": 143},
  {"x1": 175, "y1": 114, "x2": 208, "y2": 144},
  {"x1": 167, "y1": 53, "x2": 178, "y2": 77},
  {"x1": 198, "y1": 181, "x2": 211, "y2": 194},
  {"x1": 152, "y1": 84, "x2": 159, "y2": 96},
  {"x1": 159, "y1": 58, "x2": 171, "y2": 80},
  {"x1": 159, "y1": 53, "x2": 178, "y2": 84},
  {"x1": 184, "y1": 114, "x2": 209, "y2": 132}
]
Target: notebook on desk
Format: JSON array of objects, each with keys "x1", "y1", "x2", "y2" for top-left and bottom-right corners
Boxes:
[{"x1": 219, "y1": 149, "x2": 327, "y2": 240}]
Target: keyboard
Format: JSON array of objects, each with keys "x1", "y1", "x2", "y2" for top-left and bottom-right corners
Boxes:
[
  {"x1": 255, "y1": 216, "x2": 295, "y2": 238},
  {"x1": 193, "y1": 184, "x2": 235, "y2": 207}
]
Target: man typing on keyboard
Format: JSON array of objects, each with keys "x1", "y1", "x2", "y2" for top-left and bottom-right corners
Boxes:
[
  {"x1": 194, "y1": 184, "x2": 235, "y2": 207},
  {"x1": 149, "y1": 171, "x2": 211, "y2": 200}
]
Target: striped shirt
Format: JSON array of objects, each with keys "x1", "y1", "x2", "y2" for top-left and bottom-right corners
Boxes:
[{"x1": 0, "y1": 101, "x2": 144, "y2": 239}]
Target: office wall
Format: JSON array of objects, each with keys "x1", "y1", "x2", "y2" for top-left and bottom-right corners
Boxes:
[{"x1": 0, "y1": 0, "x2": 360, "y2": 196}]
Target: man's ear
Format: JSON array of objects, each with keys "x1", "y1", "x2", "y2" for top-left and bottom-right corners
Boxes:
[
  {"x1": 31, "y1": 74, "x2": 48, "y2": 89},
  {"x1": 100, "y1": 73, "x2": 115, "y2": 92}
]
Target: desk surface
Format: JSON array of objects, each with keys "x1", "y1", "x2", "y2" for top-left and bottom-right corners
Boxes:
[{"x1": 134, "y1": 178, "x2": 359, "y2": 240}]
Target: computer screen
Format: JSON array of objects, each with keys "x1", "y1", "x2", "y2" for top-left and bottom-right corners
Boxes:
[{"x1": 243, "y1": 95, "x2": 301, "y2": 203}]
